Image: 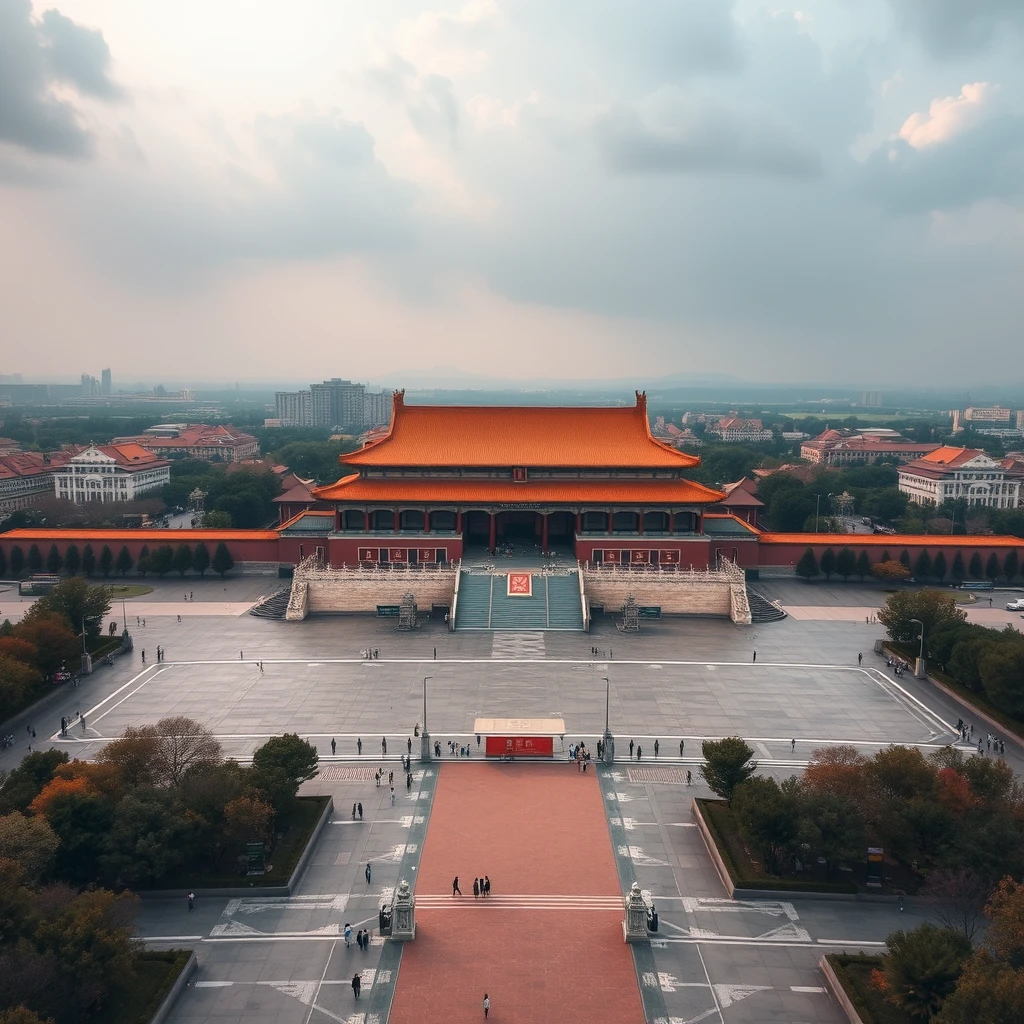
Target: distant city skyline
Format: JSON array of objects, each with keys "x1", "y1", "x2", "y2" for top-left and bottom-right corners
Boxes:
[{"x1": 2, "y1": 2, "x2": 1023, "y2": 385}]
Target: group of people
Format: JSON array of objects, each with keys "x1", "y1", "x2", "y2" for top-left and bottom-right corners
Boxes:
[
  {"x1": 886, "y1": 655, "x2": 910, "y2": 677},
  {"x1": 957, "y1": 719, "x2": 1006, "y2": 757},
  {"x1": 451, "y1": 875, "x2": 492, "y2": 897},
  {"x1": 569, "y1": 742, "x2": 591, "y2": 771},
  {"x1": 344, "y1": 923, "x2": 372, "y2": 951},
  {"x1": 361, "y1": 648, "x2": 380, "y2": 659}
]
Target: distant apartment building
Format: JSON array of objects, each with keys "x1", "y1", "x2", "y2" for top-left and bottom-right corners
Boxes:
[
  {"x1": 363, "y1": 389, "x2": 392, "y2": 428},
  {"x1": 707, "y1": 417, "x2": 774, "y2": 443},
  {"x1": 964, "y1": 406, "x2": 1012, "y2": 425},
  {"x1": 101, "y1": 368, "x2": 112, "y2": 395},
  {"x1": 801, "y1": 430, "x2": 940, "y2": 465},
  {"x1": 899, "y1": 447, "x2": 1024, "y2": 509},
  {"x1": 80, "y1": 374, "x2": 100, "y2": 397},
  {"x1": 112, "y1": 424, "x2": 259, "y2": 463},
  {"x1": 275, "y1": 390, "x2": 311, "y2": 427},
  {"x1": 310, "y1": 379, "x2": 366, "y2": 428},
  {"x1": 54, "y1": 445, "x2": 171, "y2": 503}
]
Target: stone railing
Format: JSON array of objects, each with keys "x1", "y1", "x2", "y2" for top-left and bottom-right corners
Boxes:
[{"x1": 285, "y1": 580, "x2": 309, "y2": 621}]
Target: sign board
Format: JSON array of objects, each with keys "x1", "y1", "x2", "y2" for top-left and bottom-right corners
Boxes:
[
  {"x1": 246, "y1": 841, "x2": 265, "y2": 875},
  {"x1": 376, "y1": 605, "x2": 400, "y2": 617},
  {"x1": 485, "y1": 736, "x2": 554, "y2": 758},
  {"x1": 638, "y1": 606, "x2": 662, "y2": 618},
  {"x1": 866, "y1": 846, "x2": 884, "y2": 888}
]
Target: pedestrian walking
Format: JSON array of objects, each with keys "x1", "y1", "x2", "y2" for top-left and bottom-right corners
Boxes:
[
  {"x1": 365, "y1": 862, "x2": 372, "y2": 884},
  {"x1": 239, "y1": 651, "x2": 243, "y2": 660},
  {"x1": 654, "y1": 739, "x2": 660, "y2": 757},
  {"x1": 352, "y1": 973, "x2": 361, "y2": 999},
  {"x1": 358, "y1": 802, "x2": 363, "y2": 819},
  {"x1": 484, "y1": 875, "x2": 490, "y2": 896},
  {"x1": 791, "y1": 738, "x2": 796, "y2": 751},
  {"x1": 390, "y1": 787, "x2": 395, "y2": 805},
  {"x1": 636, "y1": 745, "x2": 642, "y2": 761},
  {"x1": 679, "y1": 738, "x2": 684, "y2": 756},
  {"x1": 858, "y1": 652, "x2": 863, "y2": 665},
  {"x1": 483, "y1": 994, "x2": 490, "y2": 1018},
  {"x1": 259, "y1": 662, "x2": 264, "y2": 673},
  {"x1": 357, "y1": 737, "x2": 363, "y2": 754},
  {"x1": 142, "y1": 618, "x2": 146, "y2": 626},
  {"x1": 686, "y1": 770, "x2": 692, "y2": 785},
  {"x1": 187, "y1": 891, "x2": 194, "y2": 912},
  {"x1": 136, "y1": 616, "x2": 140, "y2": 626},
  {"x1": 177, "y1": 614, "x2": 181, "y2": 623},
  {"x1": 81, "y1": 715, "x2": 86, "y2": 732},
  {"x1": 344, "y1": 922, "x2": 352, "y2": 947},
  {"x1": 389, "y1": 770, "x2": 394, "y2": 785},
  {"x1": 752, "y1": 650, "x2": 757, "y2": 663},
  {"x1": 60, "y1": 716, "x2": 66, "y2": 737},
  {"x1": 407, "y1": 772, "x2": 413, "y2": 790},
  {"x1": 407, "y1": 736, "x2": 412, "y2": 754},
  {"x1": 473, "y1": 878, "x2": 480, "y2": 898},
  {"x1": 382, "y1": 736, "x2": 387, "y2": 755},
  {"x1": 331, "y1": 738, "x2": 337, "y2": 755},
  {"x1": 453, "y1": 876, "x2": 462, "y2": 895},
  {"x1": 190, "y1": 591, "x2": 193, "y2": 600},
  {"x1": 352, "y1": 802, "x2": 357, "y2": 819},
  {"x1": 629, "y1": 739, "x2": 634, "y2": 759},
  {"x1": 141, "y1": 649, "x2": 146, "y2": 664}
]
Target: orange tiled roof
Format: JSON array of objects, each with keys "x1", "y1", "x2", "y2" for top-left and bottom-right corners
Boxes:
[
  {"x1": 341, "y1": 392, "x2": 700, "y2": 469},
  {"x1": 759, "y1": 532, "x2": 1024, "y2": 548},
  {"x1": 0, "y1": 528, "x2": 278, "y2": 542},
  {"x1": 917, "y1": 446, "x2": 987, "y2": 466},
  {"x1": 313, "y1": 473, "x2": 724, "y2": 506}
]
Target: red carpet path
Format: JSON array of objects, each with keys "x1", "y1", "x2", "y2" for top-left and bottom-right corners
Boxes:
[{"x1": 389, "y1": 762, "x2": 644, "y2": 1024}]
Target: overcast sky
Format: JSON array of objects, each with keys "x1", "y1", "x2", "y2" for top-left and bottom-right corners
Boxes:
[{"x1": 1, "y1": 0, "x2": 1023, "y2": 386}]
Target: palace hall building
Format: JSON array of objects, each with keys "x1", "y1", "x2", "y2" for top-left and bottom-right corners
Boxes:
[{"x1": 310, "y1": 391, "x2": 729, "y2": 568}]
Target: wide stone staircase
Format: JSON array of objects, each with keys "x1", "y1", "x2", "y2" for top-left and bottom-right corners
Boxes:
[
  {"x1": 746, "y1": 585, "x2": 787, "y2": 623},
  {"x1": 248, "y1": 586, "x2": 292, "y2": 619},
  {"x1": 454, "y1": 570, "x2": 584, "y2": 631}
]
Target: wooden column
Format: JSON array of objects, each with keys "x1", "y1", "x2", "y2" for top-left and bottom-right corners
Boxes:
[
  {"x1": 394, "y1": 508, "x2": 401, "y2": 532},
  {"x1": 423, "y1": 509, "x2": 430, "y2": 534},
  {"x1": 489, "y1": 513, "x2": 496, "y2": 551},
  {"x1": 638, "y1": 510, "x2": 644, "y2": 535},
  {"x1": 457, "y1": 510, "x2": 463, "y2": 534},
  {"x1": 575, "y1": 512, "x2": 582, "y2": 535},
  {"x1": 669, "y1": 512, "x2": 674, "y2": 535},
  {"x1": 541, "y1": 514, "x2": 549, "y2": 553}
]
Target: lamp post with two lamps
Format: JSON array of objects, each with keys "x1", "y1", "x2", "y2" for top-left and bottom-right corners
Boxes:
[
  {"x1": 909, "y1": 617, "x2": 925, "y2": 678},
  {"x1": 602, "y1": 676, "x2": 615, "y2": 764},
  {"x1": 420, "y1": 676, "x2": 432, "y2": 762}
]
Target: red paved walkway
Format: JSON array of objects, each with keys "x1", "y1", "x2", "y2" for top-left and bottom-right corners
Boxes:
[{"x1": 389, "y1": 762, "x2": 643, "y2": 1024}]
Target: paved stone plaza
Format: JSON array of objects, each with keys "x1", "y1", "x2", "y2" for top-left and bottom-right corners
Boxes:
[{"x1": 3, "y1": 576, "x2": 1022, "y2": 1024}]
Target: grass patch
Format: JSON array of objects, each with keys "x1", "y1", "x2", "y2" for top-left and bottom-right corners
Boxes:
[
  {"x1": 93, "y1": 949, "x2": 191, "y2": 1024},
  {"x1": 107, "y1": 584, "x2": 155, "y2": 598},
  {"x1": 698, "y1": 799, "x2": 858, "y2": 895},
  {"x1": 142, "y1": 795, "x2": 329, "y2": 890},
  {"x1": 827, "y1": 954, "x2": 913, "y2": 1024}
]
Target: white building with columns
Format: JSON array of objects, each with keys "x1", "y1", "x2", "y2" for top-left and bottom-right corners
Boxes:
[
  {"x1": 898, "y1": 447, "x2": 1023, "y2": 509},
  {"x1": 53, "y1": 444, "x2": 171, "y2": 504}
]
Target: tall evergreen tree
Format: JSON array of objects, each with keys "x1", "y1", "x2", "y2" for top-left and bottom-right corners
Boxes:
[
  {"x1": 46, "y1": 544, "x2": 63, "y2": 575},
  {"x1": 27, "y1": 544, "x2": 42, "y2": 573},
  {"x1": 137, "y1": 544, "x2": 151, "y2": 577},
  {"x1": 173, "y1": 544, "x2": 193, "y2": 577},
  {"x1": 116, "y1": 546, "x2": 134, "y2": 576},
  {"x1": 151, "y1": 545, "x2": 175, "y2": 577},
  {"x1": 951, "y1": 551, "x2": 965, "y2": 581},
  {"x1": 0, "y1": 545, "x2": 6, "y2": 578},
  {"x1": 968, "y1": 552, "x2": 983, "y2": 579},
  {"x1": 915, "y1": 549, "x2": 932, "y2": 579},
  {"x1": 64, "y1": 543, "x2": 81, "y2": 576},
  {"x1": 212, "y1": 542, "x2": 234, "y2": 577},
  {"x1": 985, "y1": 552, "x2": 1000, "y2": 581},
  {"x1": 1005, "y1": 549, "x2": 1020, "y2": 582},
  {"x1": 192, "y1": 541, "x2": 210, "y2": 576},
  {"x1": 99, "y1": 544, "x2": 114, "y2": 578},
  {"x1": 836, "y1": 547, "x2": 857, "y2": 580},
  {"x1": 855, "y1": 550, "x2": 871, "y2": 580},
  {"x1": 899, "y1": 548, "x2": 911, "y2": 569},
  {"x1": 933, "y1": 550, "x2": 947, "y2": 582},
  {"x1": 820, "y1": 547, "x2": 837, "y2": 580},
  {"x1": 9, "y1": 545, "x2": 24, "y2": 577},
  {"x1": 795, "y1": 548, "x2": 819, "y2": 581},
  {"x1": 82, "y1": 543, "x2": 96, "y2": 577}
]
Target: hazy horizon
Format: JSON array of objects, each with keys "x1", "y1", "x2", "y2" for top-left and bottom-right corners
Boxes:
[{"x1": 2, "y1": 2, "x2": 1023, "y2": 387}]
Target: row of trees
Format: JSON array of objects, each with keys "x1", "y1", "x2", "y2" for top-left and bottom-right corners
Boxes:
[
  {"x1": 702, "y1": 738, "x2": 1024, "y2": 884},
  {"x1": 880, "y1": 590, "x2": 1024, "y2": 718},
  {"x1": 0, "y1": 541, "x2": 233, "y2": 579},
  {"x1": 0, "y1": 579, "x2": 112, "y2": 720},
  {"x1": 795, "y1": 545, "x2": 1022, "y2": 583},
  {"x1": 161, "y1": 461, "x2": 282, "y2": 529},
  {"x1": 0, "y1": 722, "x2": 319, "y2": 890}
]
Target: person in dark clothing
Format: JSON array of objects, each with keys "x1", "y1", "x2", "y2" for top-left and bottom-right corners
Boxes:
[
  {"x1": 473, "y1": 878, "x2": 480, "y2": 898},
  {"x1": 484, "y1": 875, "x2": 491, "y2": 896},
  {"x1": 636, "y1": 745, "x2": 643, "y2": 761},
  {"x1": 352, "y1": 973, "x2": 361, "y2": 998},
  {"x1": 358, "y1": 802, "x2": 363, "y2": 819},
  {"x1": 453, "y1": 876, "x2": 462, "y2": 895},
  {"x1": 629, "y1": 739, "x2": 635, "y2": 759},
  {"x1": 331, "y1": 738, "x2": 336, "y2": 755}
]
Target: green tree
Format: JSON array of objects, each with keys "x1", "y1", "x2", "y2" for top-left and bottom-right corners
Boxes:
[
  {"x1": 192, "y1": 541, "x2": 210, "y2": 576},
  {"x1": 985, "y1": 552, "x2": 1000, "y2": 582},
  {"x1": 836, "y1": 547, "x2": 856, "y2": 580},
  {"x1": 173, "y1": 544, "x2": 193, "y2": 577},
  {"x1": 872, "y1": 559, "x2": 912, "y2": 581},
  {"x1": 933, "y1": 550, "x2": 947, "y2": 582},
  {"x1": 27, "y1": 544, "x2": 42, "y2": 574},
  {"x1": 150, "y1": 545, "x2": 174, "y2": 577},
  {"x1": 151, "y1": 716, "x2": 222, "y2": 786},
  {"x1": 795, "y1": 548, "x2": 819, "y2": 581},
  {"x1": 9, "y1": 545, "x2": 24, "y2": 577},
  {"x1": 968, "y1": 552, "x2": 983, "y2": 579},
  {"x1": 100, "y1": 788, "x2": 195, "y2": 886},
  {"x1": 136, "y1": 544, "x2": 151, "y2": 577},
  {"x1": 700, "y1": 737, "x2": 757, "y2": 805},
  {"x1": 212, "y1": 542, "x2": 234, "y2": 576},
  {"x1": 32, "y1": 577, "x2": 112, "y2": 641},
  {"x1": 798, "y1": 791, "x2": 866, "y2": 879},
  {"x1": 732, "y1": 776, "x2": 800, "y2": 875},
  {"x1": 878, "y1": 590, "x2": 967, "y2": 653},
  {"x1": 98, "y1": 544, "x2": 113, "y2": 578},
  {"x1": 900, "y1": 548, "x2": 911, "y2": 569},
  {"x1": 882, "y1": 923, "x2": 970, "y2": 1021},
  {"x1": 0, "y1": 810, "x2": 61, "y2": 883},
  {"x1": 64, "y1": 543, "x2": 80, "y2": 576},
  {"x1": 204, "y1": 510, "x2": 233, "y2": 528},
  {"x1": 45, "y1": 545, "x2": 62, "y2": 575},
  {"x1": 251, "y1": 734, "x2": 319, "y2": 801},
  {"x1": 820, "y1": 547, "x2": 837, "y2": 581},
  {"x1": 1005, "y1": 548, "x2": 1019, "y2": 581},
  {"x1": 979, "y1": 642, "x2": 1024, "y2": 717},
  {"x1": 0, "y1": 750, "x2": 70, "y2": 814},
  {"x1": 951, "y1": 551, "x2": 965, "y2": 582},
  {"x1": 115, "y1": 545, "x2": 134, "y2": 576},
  {"x1": 915, "y1": 549, "x2": 932, "y2": 579},
  {"x1": 856, "y1": 550, "x2": 871, "y2": 580},
  {"x1": 81, "y1": 543, "x2": 96, "y2": 577}
]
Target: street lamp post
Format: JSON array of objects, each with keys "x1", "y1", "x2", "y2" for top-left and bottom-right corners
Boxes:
[
  {"x1": 909, "y1": 617, "x2": 925, "y2": 678},
  {"x1": 80, "y1": 614, "x2": 101, "y2": 676},
  {"x1": 420, "y1": 676, "x2": 432, "y2": 762},
  {"x1": 602, "y1": 676, "x2": 615, "y2": 764}
]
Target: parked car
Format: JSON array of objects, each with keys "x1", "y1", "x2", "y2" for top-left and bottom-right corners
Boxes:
[{"x1": 1006, "y1": 599, "x2": 1024, "y2": 611}]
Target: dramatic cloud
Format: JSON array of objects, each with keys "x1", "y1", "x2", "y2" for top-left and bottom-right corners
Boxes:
[
  {"x1": 366, "y1": 55, "x2": 460, "y2": 146},
  {"x1": 887, "y1": 0, "x2": 1024, "y2": 57},
  {"x1": 0, "y1": 0, "x2": 120, "y2": 158},
  {"x1": 594, "y1": 90, "x2": 821, "y2": 178},
  {"x1": 898, "y1": 83, "x2": 998, "y2": 148}
]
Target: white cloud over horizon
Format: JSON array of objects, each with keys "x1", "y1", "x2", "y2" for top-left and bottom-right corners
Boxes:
[{"x1": 1, "y1": 0, "x2": 1023, "y2": 387}]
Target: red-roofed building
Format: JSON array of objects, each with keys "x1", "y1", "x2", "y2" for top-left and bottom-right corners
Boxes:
[
  {"x1": 113, "y1": 424, "x2": 259, "y2": 463},
  {"x1": 710, "y1": 478, "x2": 765, "y2": 526},
  {"x1": 0, "y1": 448, "x2": 82, "y2": 513},
  {"x1": 801, "y1": 430, "x2": 939, "y2": 465},
  {"x1": 53, "y1": 444, "x2": 171, "y2": 503},
  {"x1": 898, "y1": 447, "x2": 1023, "y2": 508},
  {"x1": 312, "y1": 391, "x2": 725, "y2": 565}
]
